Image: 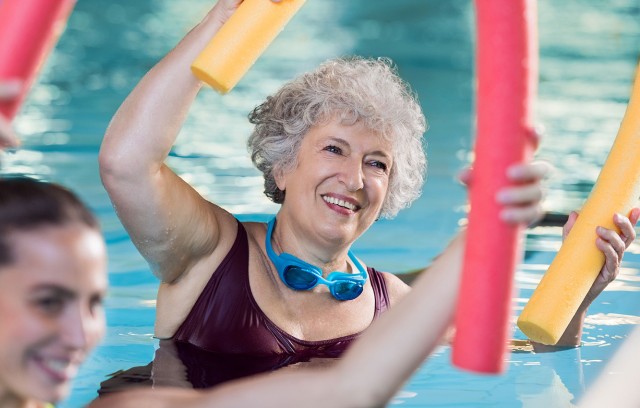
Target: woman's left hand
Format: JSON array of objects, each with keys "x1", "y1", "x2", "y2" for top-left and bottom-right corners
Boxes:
[
  {"x1": 565, "y1": 208, "x2": 640, "y2": 309},
  {"x1": 541, "y1": 208, "x2": 640, "y2": 348}
]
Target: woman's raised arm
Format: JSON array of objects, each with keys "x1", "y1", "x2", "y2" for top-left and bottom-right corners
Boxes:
[{"x1": 99, "y1": 1, "x2": 243, "y2": 282}]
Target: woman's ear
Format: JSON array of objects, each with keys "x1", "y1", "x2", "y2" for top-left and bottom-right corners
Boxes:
[{"x1": 274, "y1": 165, "x2": 286, "y2": 192}]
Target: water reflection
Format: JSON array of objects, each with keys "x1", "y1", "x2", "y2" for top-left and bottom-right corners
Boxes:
[
  {"x1": 509, "y1": 341, "x2": 584, "y2": 406},
  {"x1": 516, "y1": 365, "x2": 578, "y2": 408}
]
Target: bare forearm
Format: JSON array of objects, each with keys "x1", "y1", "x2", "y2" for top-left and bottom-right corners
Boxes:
[
  {"x1": 100, "y1": 6, "x2": 226, "y2": 177},
  {"x1": 555, "y1": 307, "x2": 586, "y2": 347},
  {"x1": 198, "y1": 369, "x2": 344, "y2": 408},
  {"x1": 532, "y1": 302, "x2": 587, "y2": 351},
  {"x1": 333, "y1": 230, "x2": 466, "y2": 406}
]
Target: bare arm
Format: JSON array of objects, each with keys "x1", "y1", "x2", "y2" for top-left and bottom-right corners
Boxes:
[
  {"x1": 327, "y1": 230, "x2": 465, "y2": 407},
  {"x1": 99, "y1": 1, "x2": 243, "y2": 282}
]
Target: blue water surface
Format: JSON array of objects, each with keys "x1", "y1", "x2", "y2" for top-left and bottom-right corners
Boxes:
[{"x1": 1, "y1": 1, "x2": 639, "y2": 407}]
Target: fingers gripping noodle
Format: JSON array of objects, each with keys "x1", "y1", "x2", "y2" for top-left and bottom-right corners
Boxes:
[
  {"x1": 452, "y1": 0, "x2": 538, "y2": 374},
  {"x1": 191, "y1": 0, "x2": 306, "y2": 94},
  {"x1": 0, "y1": 0, "x2": 76, "y2": 120},
  {"x1": 517, "y1": 64, "x2": 640, "y2": 345}
]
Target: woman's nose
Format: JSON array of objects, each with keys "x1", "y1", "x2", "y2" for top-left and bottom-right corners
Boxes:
[
  {"x1": 338, "y1": 158, "x2": 364, "y2": 192},
  {"x1": 60, "y1": 305, "x2": 103, "y2": 350}
]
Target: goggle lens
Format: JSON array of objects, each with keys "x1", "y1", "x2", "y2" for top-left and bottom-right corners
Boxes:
[
  {"x1": 283, "y1": 266, "x2": 318, "y2": 290},
  {"x1": 331, "y1": 281, "x2": 364, "y2": 301}
]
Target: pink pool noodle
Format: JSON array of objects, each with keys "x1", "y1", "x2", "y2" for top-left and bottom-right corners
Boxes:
[
  {"x1": 452, "y1": 0, "x2": 538, "y2": 374},
  {"x1": 0, "y1": 0, "x2": 76, "y2": 120}
]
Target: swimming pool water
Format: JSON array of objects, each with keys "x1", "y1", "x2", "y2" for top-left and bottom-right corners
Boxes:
[{"x1": 1, "y1": 1, "x2": 639, "y2": 406}]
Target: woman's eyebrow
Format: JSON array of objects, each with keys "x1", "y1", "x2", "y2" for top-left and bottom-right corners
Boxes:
[
  {"x1": 325, "y1": 136, "x2": 349, "y2": 146},
  {"x1": 369, "y1": 150, "x2": 392, "y2": 160},
  {"x1": 30, "y1": 284, "x2": 76, "y2": 299}
]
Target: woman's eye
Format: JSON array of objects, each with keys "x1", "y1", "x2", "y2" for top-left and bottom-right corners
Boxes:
[
  {"x1": 35, "y1": 297, "x2": 65, "y2": 315},
  {"x1": 90, "y1": 295, "x2": 104, "y2": 314},
  {"x1": 323, "y1": 145, "x2": 342, "y2": 155},
  {"x1": 370, "y1": 161, "x2": 388, "y2": 172}
]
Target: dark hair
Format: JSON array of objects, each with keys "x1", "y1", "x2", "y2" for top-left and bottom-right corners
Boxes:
[{"x1": 0, "y1": 177, "x2": 99, "y2": 266}]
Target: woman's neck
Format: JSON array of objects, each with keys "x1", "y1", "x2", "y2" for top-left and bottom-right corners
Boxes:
[{"x1": 272, "y1": 217, "x2": 351, "y2": 274}]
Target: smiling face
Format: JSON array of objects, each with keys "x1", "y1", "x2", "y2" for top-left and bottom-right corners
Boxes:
[
  {"x1": 0, "y1": 223, "x2": 107, "y2": 405},
  {"x1": 275, "y1": 116, "x2": 393, "y2": 248}
]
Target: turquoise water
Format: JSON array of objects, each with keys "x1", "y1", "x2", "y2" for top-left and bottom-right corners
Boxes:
[{"x1": 1, "y1": 0, "x2": 639, "y2": 406}]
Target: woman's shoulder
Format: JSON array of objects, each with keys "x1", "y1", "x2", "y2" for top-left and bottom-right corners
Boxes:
[{"x1": 375, "y1": 270, "x2": 411, "y2": 306}]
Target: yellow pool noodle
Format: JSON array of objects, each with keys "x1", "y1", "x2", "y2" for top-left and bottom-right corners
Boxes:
[
  {"x1": 191, "y1": 0, "x2": 306, "y2": 94},
  {"x1": 517, "y1": 65, "x2": 640, "y2": 345}
]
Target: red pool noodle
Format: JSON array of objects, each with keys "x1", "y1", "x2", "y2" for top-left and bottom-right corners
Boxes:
[
  {"x1": 0, "y1": 0, "x2": 76, "y2": 120},
  {"x1": 452, "y1": 0, "x2": 538, "y2": 374}
]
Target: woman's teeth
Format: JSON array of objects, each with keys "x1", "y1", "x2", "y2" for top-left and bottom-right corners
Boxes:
[{"x1": 323, "y1": 196, "x2": 357, "y2": 211}]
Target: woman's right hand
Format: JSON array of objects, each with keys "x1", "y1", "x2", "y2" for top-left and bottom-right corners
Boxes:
[
  {"x1": 210, "y1": 0, "x2": 282, "y2": 25},
  {"x1": 0, "y1": 80, "x2": 21, "y2": 150},
  {"x1": 209, "y1": 0, "x2": 243, "y2": 25}
]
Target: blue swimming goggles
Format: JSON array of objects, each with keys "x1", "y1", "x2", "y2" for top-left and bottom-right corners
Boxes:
[{"x1": 265, "y1": 217, "x2": 368, "y2": 301}]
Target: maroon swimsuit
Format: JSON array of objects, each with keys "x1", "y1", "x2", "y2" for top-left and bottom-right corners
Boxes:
[{"x1": 172, "y1": 220, "x2": 390, "y2": 357}]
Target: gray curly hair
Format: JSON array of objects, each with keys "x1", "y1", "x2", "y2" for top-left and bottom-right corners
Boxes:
[{"x1": 247, "y1": 56, "x2": 427, "y2": 219}]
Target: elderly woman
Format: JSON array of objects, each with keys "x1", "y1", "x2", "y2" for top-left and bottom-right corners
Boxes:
[
  {"x1": 98, "y1": 0, "x2": 631, "y2": 362},
  {"x1": 0, "y1": 178, "x2": 107, "y2": 408}
]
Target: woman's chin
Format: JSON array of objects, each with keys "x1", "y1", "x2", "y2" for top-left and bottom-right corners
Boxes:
[{"x1": 26, "y1": 363, "x2": 72, "y2": 405}]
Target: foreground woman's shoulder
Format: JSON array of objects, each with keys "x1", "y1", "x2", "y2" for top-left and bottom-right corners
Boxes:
[{"x1": 379, "y1": 271, "x2": 411, "y2": 306}]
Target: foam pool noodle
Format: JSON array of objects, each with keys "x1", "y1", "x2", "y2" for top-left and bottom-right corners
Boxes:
[
  {"x1": 452, "y1": 0, "x2": 538, "y2": 374},
  {"x1": 191, "y1": 0, "x2": 306, "y2": 94},
  {"x1": 0, "y1": 0, "x2": 76, "y2": 120},
  {"x1": 517, "y1": 63, "x2": 640, "y2": 345}
]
